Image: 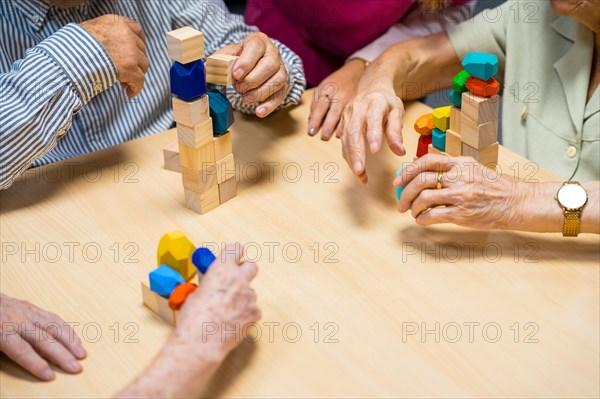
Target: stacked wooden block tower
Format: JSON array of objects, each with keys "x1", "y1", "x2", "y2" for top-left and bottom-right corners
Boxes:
[
  {"x1": 166, "y1": 26, "x2": 240, "y2": 214},
  {"x1": 141, "y1": 230, "x2": 216, "y2": 325},
  {"x1": 412, "y1": 52, "x2": 500, "y2": 166}
]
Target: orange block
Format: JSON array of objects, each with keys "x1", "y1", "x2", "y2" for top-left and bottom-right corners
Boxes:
[
  {"x1": 466, "y1": 77, "x2": 500, "y2": 97},
  {"x1": 414, "y1": 113, "x2": 434, "y2": 136},
  {"x1": 168, "y1": 282, "x2": 197, "y2": 310}
]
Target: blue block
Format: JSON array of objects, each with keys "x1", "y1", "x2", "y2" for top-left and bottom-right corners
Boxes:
[
  {"x1": 192, "y1": 247, "x2": 216, "y2": 274},
  {"x1": 149, "y1": 264, "x2": 185, "y2": 297},
  {"x1": 432, "y1": 128, "x2": 446, "y2": 151},
  {"x1": 207, "y1": 91, "x2": 234, "y2": 135},
  {"x1": 461, "y1": 52, "x2": 498, "y2": 81},
  {"x1": 395, "y1": 167, "x2": 407, "y2": 200},
  {"x1": 170, "y1": 60, "x2": 207, "y2": 101},
  {"x1": 449, "y1": 90, "x2": 462, "y2": 108}
]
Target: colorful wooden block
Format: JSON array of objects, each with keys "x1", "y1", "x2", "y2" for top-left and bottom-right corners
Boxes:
[
  {"x1": 166, "y1": 27, "x2": 205, "y2": 64},
  {"x1": 432, "y1": 106, "x2": 451, "y2": 132},
  {"x1": 395, "y1": 167, "x2": 406, "y2": 200},
  {"x1": 216, "y1": 154, "x2": 236, "y2": 184},
  {"x1": 445, "y1": 129, "x2": 462, "y2": 156},
  {"x1": 191, "y1": 247, "x2": 216, "y2": 274},
  {"x1": 416, "y1": 135, "x2": 433, "y2": 158},
  {"x1": 219, "y1": 177, "x2": 237, "y2": 204},
  {"x1": 449, "y1": 90, "x2": 462, "y2": 108},
  {"x1": 465, "y1": 77, "x2": 500, "y2": 97},
  {"x1": 461, "y1": 93, "x2": 499, "y2": 125},
  {"x1": 449, "y1": 106, "x2": 461, "y2": 132},
  {"x1": 157, "y1": 231, "x2": 196, "y2": 281},
  {"x1": 207, "y1": 91, "x2": 234, "y2": 135},
  {"x1": 177, "y1": 119, "x2": 213, "y2": 149},
  {"x1": 184, "y1": 186, "x2": 220, "y2": 214},
  {"x1": 461, "y1": 142, "x2": 499, "y2": 168},
  {"x1": 428, "y1": 143, "x2": 445, "y2": 155},
  {"x1": 168, "y1": 282, "x2": 197, "y2": 310},
  {"x1": 432, "y1": 128, "x2": 446, "y2": 151},
  {"x1": 213, "y1": 132, "x2": 232, "y2": 160},
  {"x1": 172, "y1": 96, "x2": 209, "y2": 126},
  {"x1": 205, "y1": 54, "x2": 239, "y2": 85},
  {"x1": 149, "y1": 264, "x2": 185, "y2": 297},
  {"x1": 460, "y1": 119, "x2": 498, "y2": 149},
  {"x1": 452, "y1": 70, "x2": 470, "y2": 94},
  {"x1": 179, "y1": 142, "x2": 216, "y2": 169},
  {"x1": 462, "y1": 52, "x2": 498, "y2": 81},
  {"x1": 181, "y1": 165, "x2": 218, "y2": 193},
  {"x1": 170, "y1": 60, "x2": 207, "y2": 101},
  {"x1": 413, "y1": 113, "x2": 434, "y2": 135},
  {"x1": 163, "y1": 141, "x2": 181, "y2": 172},
  {"x1": 141, "y1": 282, "x2": 178, "y2": 325}
]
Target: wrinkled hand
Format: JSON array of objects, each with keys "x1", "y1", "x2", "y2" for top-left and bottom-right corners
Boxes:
[
  {"x1": 308, "y1": 59, "x2": 365, "y2": 140},
  {"x1": 0, "y1": 294, "x2": 86, "y2": 381},
  {"x1": 215, "y1": 32, "x2": 288, "y2": 118},
  {"x1": 395, "y1": 154, "x2": 522, "y2": 228},
  {"x1": 80, "y1": 15, "x2": 148, "y2": 98},
  {"x1": 340, "y1": 85, "x2": 406, "y2": 184},
  {"x1": 173, "y1": 243, "x2": 261, "y2": 359}
]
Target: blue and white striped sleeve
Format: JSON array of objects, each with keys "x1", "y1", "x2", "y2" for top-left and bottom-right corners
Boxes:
[
  {"x1": 169, "y1": 0, "x2": 306, "y2": 114},
  {"x1": 0, "y1": 23, "x2": 117, "y2": 189}
]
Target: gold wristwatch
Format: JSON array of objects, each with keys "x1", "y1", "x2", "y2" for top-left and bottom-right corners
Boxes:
[{"x1": 555, "y1": 181, "x2": 588, "y2": 237}]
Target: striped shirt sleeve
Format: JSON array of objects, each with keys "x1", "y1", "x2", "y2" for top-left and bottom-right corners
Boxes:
[
  {"x1": 0, "y1": 23, "x2": 118, "y2": 189},
  {"x1": 169, "y1": 1, "x2": 306, "y2": 114}
]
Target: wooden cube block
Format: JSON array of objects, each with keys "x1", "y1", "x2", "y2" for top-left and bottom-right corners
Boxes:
[
  {"x1": 177, "y1": 119, "x2": 213, "y2": 149},
  {"x1": 213, "y1": 133, "x2": 232, "y2": 160},
  {"x1": 427, "y1": 144, "x2": 444, "y2": 155},
  {"x1": 172, "y1": 96, "x2": 209, "y2": 126},
  {"x1": 219, "y1": 177, "x2": 237, "y2": 204},
  {"x1": 445, "y1": 129, "x2": 462, "y2": 156},
  {"x1": 179, "y1": 142, "x2": 215, "y2": 170},
  {"x1": 166, "y1": 27, "x2": 205, "y2": 64},
  {"x1": 216, "y1": 154, "x2": 236, "y2": 183},
  {"x1": 184, "y1": 186, "x2": 220, "y2": 214},
  {"x1": 205, "y1": 54, "x2": 239, "y2": 85},
  {"x1": 461, "y1": 142, "x2": 499, "y2": 168},
  {"x1": 449, "y1": 106, "x2": 461, "y2": 132},
  {"x1": 460, "y1": 118, "x2": 498, "y2": 149},
  {"x1": 141, "y1": 282, "x2": 177, "y2": 325},
  {"x1": 181, "y1": 165, "x2": 218, "y2": 193},
  {"x1": 461, "y1": 92, "x2": 499, "y2": 125},
  {"x1": 163, "y1": 141, "x2": 181, "y2": 172}
]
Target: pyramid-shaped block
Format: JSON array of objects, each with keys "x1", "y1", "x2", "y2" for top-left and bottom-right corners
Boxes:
[
  {"x1": 149, "y1": 264, "x2": 185, "y2": 297},
  {"x1": 207, "y1": 91, "x2": 234, "y2": 135},
  {"x1": 170, "y1": 60, "x2": 207, "y2": 101},
  {"x1": 192, "y1": 247, "x2": 216, "y2": 274},
  {"x1": 157, "y1": 230, "x2": 196, "y2": 280},
  {"x1": 462, "y1": 53, "x2": 498, "y2": 81}
]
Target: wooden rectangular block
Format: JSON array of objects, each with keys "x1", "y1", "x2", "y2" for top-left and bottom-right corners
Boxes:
[
  {"x1": 427, "y1": 144, "x2": 444, "y2": 155},
  {"x1": 166, "y1": 27, "x2": 205, "y2": 64},
  {"x1": 461, "y1": 92, "x2": 499, "y2": 125},
  {"x1": 461, "y1": 142, "x2": 499, "y2": 168},
  {"x1": 449, "y1": 106, "x2": 461, "y2": 132},
  {"x1": 177, "y1": 118, "x2": 213, "y2": 148},
  {"x1": 460, "y1": 118, "x2": 498, "y2": 149},
  {"x1": 205, "y1": 54, "x2": 239, "y2": 85},
  {"x1": 179, "y1": 142, "x2": 215, "y2": 169},
  {"x1": 163, "y1": 141, "x2": 180, "y2": 172},
  {"x1": 141, "y1": 282, "x2": 176, "y2": 325},
  {"x1": 213, "y1": 133, "x2": 232, "y2": 160},
  {"x1": 219, "y1": 177, "x2": 237, "y2": 204},
  {"x1": 172, "y1": 96, "x2": 209, "y2": 126},
  {"x1": 184, "y1": 186, "x2": 220, "y2": 214},
  {"x1": 216, "y1": 154, "x2": 236, "y2": 184},
  {"x1": 181, "y1": 165, "x2": 218, "y2": 193},
  {"x1": 445, "y1": 129, "x2": 462, "y2": 156}
]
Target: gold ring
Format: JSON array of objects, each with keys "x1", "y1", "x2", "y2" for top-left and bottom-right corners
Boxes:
[{"x1": 436, "y1": 171, "x2": 443, "y2": 190}]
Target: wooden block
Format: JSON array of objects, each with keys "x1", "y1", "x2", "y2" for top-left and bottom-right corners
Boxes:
[
  {"x1": 166, "y1": 27, "x2": 205, "y2": 64},
  {"x1": 452, "y1": 70, "x2": 470, "y2": 94},
  {"x1": 172, "y1": 96, "x2": 209, "y2": 127},
  {"x1": 168, "y1": 282, "x2": 197, "y2": 311},
  {"x1": 445, "y1": 129, "x2": 462, "y2": 156},
  {"x1": 462, "y1": 52, "x2": 498, "y2": 81},
  {"x1": 413, "y1": 113, "x2": 434, "y2": 135},
  {"x1": 179, "y1": 142, "x2": 215, "y2": 169},
  {"x1": 205, "y1": 54, "x2": 239, "y2": 85},
  {"x1": 432, "y1": 128, "x2": 446, "y2": 151},
  {"x1": 213, "y1": 133, "x2": 232, "y2": 160},
  {"x1": 141, "y1": 282, "x2": 176, "y2": 325},
  {"x1": 216, "y1": 154, "x2": 236, "y2": 184},
  {"x1": 462, "y1": 142, "x2": 499, "y2": 168},
  {"x1": 177, "y1": 119, "x2": 213, "y2": 149},
  {"x1": 460, "y1": 118, "x2": 498, "y2": 149},
  {"x1": 461, "y1": 92, "x2": 499, "y2": 125},
  {"x1": 416, "y1": 135, "x2": 433, "y2": 158},
  {"x1": 157, "y1": 231, "x2": 196, "y2": 281},
  {"x1": 449, "y1": 106, "x2": 461, "y2": 132},
  {"x1": 219, "y1": 177, "x2": 237, "y2": 204},
  {"x1": 184, "y1": 186, "x2": 220, "y2": 214},
  {"x1": 466, "y1": 76, "x2": 501, "y2": 97},
  {"x1": 163, "y1": 142, "x2": 180, "y2": 172},
  {"x1": 432, "y1": 106, "x2": 451, "y2": 132},
  {"x1": 427, "y1": 144, "x2": 444, "y2": 155},
  {"x1": 181, "y1": 165, "x2": 218, "y2": 193}
]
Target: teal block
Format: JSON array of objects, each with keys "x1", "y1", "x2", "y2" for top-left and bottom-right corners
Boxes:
[
  {"x1": 449, "y1": 90, "x2": 462, "y2": 108},
  {"x1": 462, "y1": 53, "x2": 498, "y2": 81},
  {"x1": 452, "y1": 70, "x2": 470, "y2": 94},
  {"x1": 432, "y1": 128, "x2": 446, "y2": 151},
  {"x1": 207, "y1": 91, "x2": 234, "y2": 136},
  {"x1": 396, "y1": 167, "x2": 407, "y2": 200},
  {"x1": 149, "y1": 264, "x2": 185, "y2": 297}
]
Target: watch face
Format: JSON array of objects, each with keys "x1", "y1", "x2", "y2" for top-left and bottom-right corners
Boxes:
[{"x1": 557, "y1": 184, "x2": 588, "y2": 209}]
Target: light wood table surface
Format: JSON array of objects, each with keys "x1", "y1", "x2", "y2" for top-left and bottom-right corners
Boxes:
[{"x1": 1, "y1": 91, "x2": 599, "y2": 398}]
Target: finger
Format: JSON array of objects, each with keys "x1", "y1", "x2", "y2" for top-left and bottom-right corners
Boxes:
[
  {"x1": 385, "y1": 103, "x2": 406, "y2": 156},
  {"x1": 321, "y1": 103, "x2": 344, "y2": 141},
  {"x1": 398, "y1": 171, "x2": 451, "y2": 213},
  {"x1": 346, "y1": 106, "x2": 368, "y2": 179},
  {"x1": 240, "y1": 66, "x2": 285, "y2": 104},
  {"x1": 415, "y1": 205, "x2": 457, "y2": 226},
  {"x1": 1, "y1": 333, "x2": 54, "y2": 381},
  {"x1": 23, "y1": 324, "x2": 82, "y2": 374},
  {"x1": 236, "y1": 57, "x2": 280, "y2": 94},
  {"x1": 410, "y1": 187, "x2": 455, "y2": 219},
  {"x1": 124, "y1": 20, "x2": 146, "y2": 43},
  {"x1": 134, "y1": 37, "x2": 148, "y2": 73},
  {"x1": 394, "y1": 154, "x2": 455, "y2": 187},
  {"x1": 213, "y1": 43, "x2": 243, "y2": 57},
  {"x1": 39, "y1": 315, "x2": 86, "y2": 360},
  {"x1": 308, "y1": 90, "x2": 331, "y2": 136},
  {"x1": 239, "y1": 261, "x2": 258, "y2": 281},
  {"x1": 365, "y1": 100, "x2": 385, "y2": 154},
  {"x1": 220, "y1": 243, "x2": 244, "y2": 265},
  {"x1": 233, "y1": 35, "x2": 267, "y2": 81},
  {"x1": 255, "y1": 88, "x2": 286, "y2": 118},
  {"x1": 121, "y1": 66, "x2": 145, "y2": 98}
]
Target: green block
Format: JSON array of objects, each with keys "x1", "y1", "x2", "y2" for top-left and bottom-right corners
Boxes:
[{"x1": 452, "y1": 70, "x2": 470, "y2": 94}]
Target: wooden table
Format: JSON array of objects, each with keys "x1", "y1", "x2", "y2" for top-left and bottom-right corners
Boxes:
[{"x1": 1, "y1": 91, "x2": 599, "y2": 398}]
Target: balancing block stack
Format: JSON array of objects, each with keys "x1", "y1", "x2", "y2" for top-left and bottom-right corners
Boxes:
[
  {"x1": 166, "y1": 26, "x2": 239, "y2": 214},
  {"x1": 141, "y1": 230, "x2": 217, "y2": 325}
]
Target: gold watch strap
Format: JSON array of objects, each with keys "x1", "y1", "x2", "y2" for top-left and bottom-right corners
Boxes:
[{"x1": 563, "y1": 209, "x2": 582, "y2": 237}]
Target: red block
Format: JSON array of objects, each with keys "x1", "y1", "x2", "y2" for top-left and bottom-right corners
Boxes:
[
  {"x1": 416, "y1": 135, "x2": 433, "y2": 158},
  {"x1": 168, "y1": 282, "x2": 197, "y2": 310},
  {"x1": 466, "y1": 77, "x2": 500, "y2": 97}
]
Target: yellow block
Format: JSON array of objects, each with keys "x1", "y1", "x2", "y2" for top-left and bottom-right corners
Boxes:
[
  {"x1": 433, "y1": 106, "x2": 451, "y2": 132},
  {"x1": 157, "y1": 231, "x2": 196, "y2": 281}
]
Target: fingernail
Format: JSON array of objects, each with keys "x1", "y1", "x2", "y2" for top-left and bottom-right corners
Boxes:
[
  {"x1": 74, "y1": 346, "x2": 86, "y2": 358},
  {"x1": 353, "y1": 161, "x2": 363, "y2": 173},
  {"x1": 256, "y1": 106, "x2": 267, "y2": 117},
  {"x1": 308, "y1": 125, "x2": 317, "y2": 136},
  {"x1": 41, "y1": 368, "x2": 55, "y2": 381},
  {"x1": 322, "y1": 129, "x2": 331, "y2": 139},
  {"x1": 68, "y1": 360, "x2": 82, "y2": 373},
  {"x1": 234, "y1": 68, "x2": 244, "y2": 79},
  {"x1": 370, "y1": 141, "x2": 378, "y2": 153}
]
